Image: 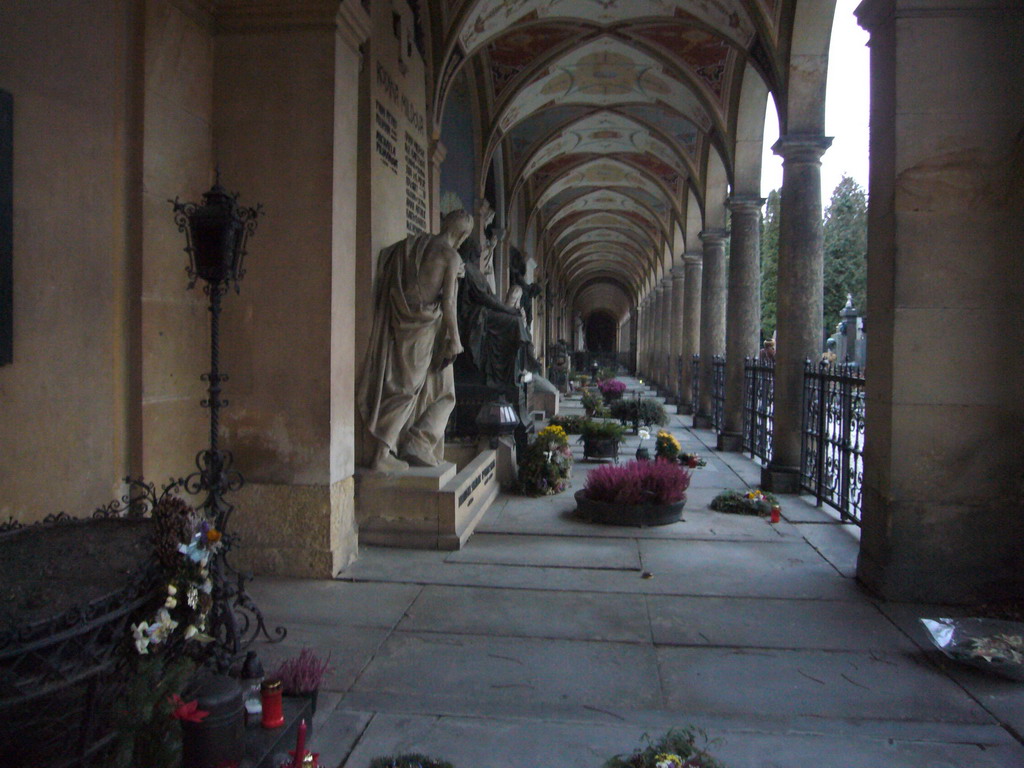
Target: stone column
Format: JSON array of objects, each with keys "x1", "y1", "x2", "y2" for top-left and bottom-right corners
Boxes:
[
  {"x1": 760, "y1": 136, "x2": 831, "y2": 491},
  {"x1": 428, "y1": 139, "x2": 447, "y2": 232},
  {"x1": 680, "y1": 252, "x2": 702, "y2": 413},
  {"x1": 854, "y1": 0, "x2": 1024, "y2": 602},
  {"x1": 694, "y1": 230, "x2": 727, "y2": 428},
  {"x1": 655, "y1": 280, "x2": 668, "y2": 387},
  {"x1": 670, "y1": 266, "x2": 686, "y2": 401},
  {"x1": 719, "y1": 195, "x2": 765, "y2": 451}
]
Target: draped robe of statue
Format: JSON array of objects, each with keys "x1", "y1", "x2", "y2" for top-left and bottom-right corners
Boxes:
[{"x1": 357, "y1": 232, "x2": 458, "y2": 467}]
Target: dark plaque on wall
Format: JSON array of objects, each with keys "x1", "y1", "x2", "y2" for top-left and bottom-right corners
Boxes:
[{"x1": 0, "y1": 90, "x2": 11, "y2": 366}]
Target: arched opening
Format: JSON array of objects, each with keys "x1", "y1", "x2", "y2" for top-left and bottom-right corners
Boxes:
[{"x1": 584, "y1": 310, "x2": 617, "y2": 354}]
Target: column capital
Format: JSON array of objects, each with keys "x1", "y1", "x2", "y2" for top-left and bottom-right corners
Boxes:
[
  {"x1": 727, "y1": 194, "x2": 766, "y2": 215},
  {"x1": 655, "y1": 281, "x2": 667, "y2": 293},
  {"x1": 429, "y1": 139, "x2": 448, "y2": 167},
  {"x1": 772, "y1": 135, "x2": 833, "y2": 165},
  {"x1": 337, "y1": 0, "x2": 371, "y2": 52},
  {"x1": 699, "y1": 228, "x2": 729, "y2": 246},
  {"x1": 683, "y1": 251, "x2": 703, "y2": 266},
  {"x1": 661, "y1": 275, "x2": 673, "y2": 287},
  {"x1": 671, "y1": 265, "x2": 686, "y2": 278}
]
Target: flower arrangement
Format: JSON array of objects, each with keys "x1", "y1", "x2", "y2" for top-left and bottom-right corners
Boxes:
[
  {"x1": 609, "y1": 397, "x2": 670, "y2": 427},
  {"x1": 597, "y1": 378, "x2": 627, "y2": 398},
  {"x1": 516, "y1": 424, "x2": 573, "y2": 495},
  {"x1": 678, "y1": 452, "x2": 707, "y2": 468},
  {"x1": 710, "y1": 488, "x2": 780, "y2": 516},
  {"x1": 581, "y1": 388, "x2": 608, "y2": 417},
  {"x1": 602, "y1": 727, "x2": 725, "y2": 768},
  {"x1": 369, "y1": 756, "x2": 454, "y2": 768},
  {"x1": 579, "y1": 419, "x2": 628, "y2": 442},
  {"x1": 655, "y1": 430, "x2": 680, "y2": 461},
  {"x1": 130, "y1": 496, "x2": 218, "y2": 656},
  {"x1": 271, "y1": 647, "x2": 335, "y2": 694},
  {"x1": 583, "y1": 459, "x2": 690, "y2": 506}
]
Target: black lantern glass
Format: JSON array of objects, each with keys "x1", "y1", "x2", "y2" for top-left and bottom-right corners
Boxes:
[{"x1": 476, "y1": 396, "x2": 519, "y2": 448}]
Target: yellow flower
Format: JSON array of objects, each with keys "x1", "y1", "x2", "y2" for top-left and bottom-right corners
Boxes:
[{"x1": 206, "y1": 528, "x2": 222, "y2": 543}]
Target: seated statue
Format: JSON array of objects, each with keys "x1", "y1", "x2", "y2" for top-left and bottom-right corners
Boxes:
[
  {"x1": 357, "y1": 210, "x2": 474, "y2": 472},
  {"x1": 456, "y1": 237, "x2": 536, "y2": 389}
]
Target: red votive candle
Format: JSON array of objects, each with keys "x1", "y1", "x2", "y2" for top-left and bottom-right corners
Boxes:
[
  {"x1": 770, "y1": 506, "x2": 781, "y2": 524},
  {"x1": 260, "y1": 678, "x2": 285, "y2": 728}
]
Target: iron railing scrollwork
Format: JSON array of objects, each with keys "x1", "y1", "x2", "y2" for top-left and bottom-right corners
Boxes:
[
  {"x1": 690, "y1": 354, "x2": 700, "y2": 416},
  {"x1": 800, "y1": 361, "x2": 866, "y2": 524},
  {"x1": 742, "y1": 357, "x2": 774, "y2": 463}
]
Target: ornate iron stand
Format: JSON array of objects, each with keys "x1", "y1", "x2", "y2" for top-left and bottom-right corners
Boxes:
[{"x1": 171, "y1": 179, "x2": 284, "y2": 672}]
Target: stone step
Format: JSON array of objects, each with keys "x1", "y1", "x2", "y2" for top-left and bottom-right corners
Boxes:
[{"x1": 244, "y1": 695, "x2": 313, "y2": 768}]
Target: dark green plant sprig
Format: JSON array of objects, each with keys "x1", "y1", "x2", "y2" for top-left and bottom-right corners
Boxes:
[
  {"x1": 609, "y1": 397, "x2": 669, "y2": 427},
  {"x1": 369, "y1": 755, "x2": 455, "y2": 768},
  {"x1": 709, "y1": 489, "x2": 779, "y2": 516},
  {"x1": 602, "y1": 727, "x2": 727, "y2": 768}
]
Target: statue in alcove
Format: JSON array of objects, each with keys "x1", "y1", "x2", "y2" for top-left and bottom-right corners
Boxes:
[{"x1": 357, "y1": 209, "x2": 474, "y2": 472}]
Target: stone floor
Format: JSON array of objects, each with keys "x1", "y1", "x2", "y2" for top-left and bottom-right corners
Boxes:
[{"x1": 248, "y1": 379, "x2": 1024, "y2": 768}]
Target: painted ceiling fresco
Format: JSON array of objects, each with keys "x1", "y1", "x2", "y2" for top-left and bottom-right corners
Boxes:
[
  {"x1": 457, "y1": 0, "x2": 755, "y2": 54},
  {"x1": 435, "y1": 0, "x2": 790, "y2": 309}
]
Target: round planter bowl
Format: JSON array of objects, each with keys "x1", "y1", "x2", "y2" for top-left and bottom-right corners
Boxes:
[{"x1": 574, "y1": 490, "x2": 685, "y2": 527}]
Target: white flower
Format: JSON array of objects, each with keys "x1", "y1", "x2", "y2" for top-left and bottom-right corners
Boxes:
[
  {"x1": 167, "y1": 584, "x2": 177, "y2": 596},
  {"x1": 187, "y1": 586, "x2": 199, "y2": 609},
  {"x1": 131, "y1": 622, "x2": 151, "y2": 654},
  {"x1": 639, "y1": 429, "x2": 650, "y2": 441},
  {"x1": 165, "y1": 596, "x2": 178, "y2": 609},
  {"x1": 184, "y1": 624, "x2": 198, "y2": 640},
  {"x1": 148, "y1": 608, "x2": 179, "y2": 644}
]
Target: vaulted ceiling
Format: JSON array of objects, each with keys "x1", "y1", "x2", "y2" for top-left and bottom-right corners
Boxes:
[{"x1": 428, "y1": 0, "x2": 798, "y2": 321}]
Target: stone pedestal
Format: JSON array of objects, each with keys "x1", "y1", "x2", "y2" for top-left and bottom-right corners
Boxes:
[{"x1": 355, "y1": 451, "x2": 498, "y2": 550}]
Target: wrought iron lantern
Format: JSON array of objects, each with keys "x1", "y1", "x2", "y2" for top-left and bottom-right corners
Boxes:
[
  {"x1": 475, "y1": 395, "x2": 519, "y2": 448},
  {"x1": 172, "y1": 174, "x2": 262, "y2": 292}
]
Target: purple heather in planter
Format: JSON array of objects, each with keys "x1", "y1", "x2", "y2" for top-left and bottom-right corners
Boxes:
[
  {"x1": 597, "y1": 378, "x2": 626, "y2": 396},
  {"x1": 270, "y1": 648, "x2": 334, "y2": 694},
  {"x1": 583, "y1": 458, "x2": 690, "y2": 506}
]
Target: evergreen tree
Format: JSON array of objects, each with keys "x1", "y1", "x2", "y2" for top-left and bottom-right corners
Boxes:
[
  {"x1": 760, "y1": 189, "x2": 781, "y2": 339},
  {"x1": 822, "y1": 175, "x2": 867, "y2": 336}
]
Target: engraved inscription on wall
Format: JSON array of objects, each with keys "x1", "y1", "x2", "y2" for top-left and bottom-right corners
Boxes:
[
  {"x1": 375, "y1": 100, "x2": 398, "y2": 174},
  {"x1": 405, "y1": 132, "x2": 426, "y2": 235}
]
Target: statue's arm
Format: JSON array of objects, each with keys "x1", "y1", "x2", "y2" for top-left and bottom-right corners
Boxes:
[{"x1": 439, "y1": 251, "x2": 464, "y2": 365}]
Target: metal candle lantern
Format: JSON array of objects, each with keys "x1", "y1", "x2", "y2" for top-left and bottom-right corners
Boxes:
[
  {"x1": 170, "y1": 176, "x2": 281, "y2": 671},
  {"x1": 475, "y1": 395, "x2": 519, "y2": 448}
]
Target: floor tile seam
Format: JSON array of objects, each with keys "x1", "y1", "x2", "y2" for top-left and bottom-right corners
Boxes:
[
  {"x1": 335, "y1": 581, "x2": 872, "y2": 606},
  {"x1": 378, "y1": 626, "x2": 920, "y2": 659},
  {"x1": 330, "y1": 709, "x2": 377, "y2": 768},
  {"x1": 440, "y1": 560, "x2": 643, "y2": 573},
  {"x1": 342, "y1": 583, "x2": 426, "y2": 696},
  {"x1": 333, "y1": 693, "x2": 997, "y2": 730},
  {"x1": 462, "y1": 529, "x2": 802, "y2": 544}
]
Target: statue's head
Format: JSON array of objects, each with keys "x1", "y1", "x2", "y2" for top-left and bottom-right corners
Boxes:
[{"x1": 442, "y1": 209, "x2": 474, "y2": 247}]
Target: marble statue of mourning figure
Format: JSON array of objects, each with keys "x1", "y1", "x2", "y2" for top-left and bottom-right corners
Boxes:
[{"x1": 357, "y1": 210, "x2": 474, "y2": 472}]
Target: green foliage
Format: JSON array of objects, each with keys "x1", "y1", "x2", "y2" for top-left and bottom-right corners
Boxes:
[
  {"x1": 581, "y1": 388, "x2": 609, "y2": 417},
  {"x1": 548, "y1": 414, "x2": 588, "y2": 434},
  {"x1": 760, "y1": 189, "x2": 781, "y2": 338},
  {"x1": 369, "y1": 756, "x2": 455, "y2": 768},
  {"x1": 609, "y1": 397, "x2": 669, "y2": 427},
  {"x1": 823, "y1": 175, "x2": 867, "y2": 336},
  {"x1": 109, "y1": 655, "x2": 197, "y2": 768},
  {"x1": 710, "y1": 488, "x2": 779, "y2": 516},
  {"x1": 579, "y1": 419, "x2": 627, "y2": 441},
  {"x1": 603, "y1": 727, "x2": 726, "y2": 768}
]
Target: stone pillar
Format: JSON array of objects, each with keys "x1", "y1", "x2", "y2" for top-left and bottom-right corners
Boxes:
[
  {"x1": 855, "y1": 0, "x2": 1024, "y2": 603},
  {"x1": 719, "y1": 195, "x2": 764, "y2": 451},
  {"x1": 428, "y1": 139, "x2": 446, "y2": 232},
  {"x1": 760, "y1": 136, "x2": 831, "y2": 491},
  {"x1": 680, "y1": 252, "x2": 702, "y2": 412},
  {"x1": 639, "y1": 294, "x2": 649, "y2": 377},
  {"x1": 214, "y1": 0, "x2": 370, "y2": 576},
  {"x1": 670, "y1": 266, "x2": 686, "y2": 400},
  {"x1": 658, "y1": 277, "x2": 671, "y2": 388},
  {"x1": 694, "y1": 230, "x2": 727, "y2": 428}
]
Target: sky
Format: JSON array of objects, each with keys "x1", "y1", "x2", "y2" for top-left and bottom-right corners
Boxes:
[{"x1": 760, "y1": 0, "x2": 870, "y2": 206}]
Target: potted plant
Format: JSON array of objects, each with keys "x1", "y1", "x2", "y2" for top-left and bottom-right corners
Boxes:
[
  {"x1": 597, "y1": 378, "x2": 627, "y2": 402},
  {"x1": 579, "y1": 419, "x2": 626, "y2": 461},
  {"x1": 654, "y1": 430, "x2": 680, "y2": 461},
  {"x1": 270, "y1": 648, "x2": 334, "y2": 715},
  {"x1": 580, "y1": 388, "x2": 606, "y2": 417},
  {"x1": 548, "y1": 414, "x2": 587, "y2": 434},
  {"x1": 575, "y1": 458, "x2": 691, "y2": 526},
  {"x1": 679, "y1": 451, "x2": 707, "y2": 468},
  {"x1": 603, "y1": 727, "x2": 725, "y2": 768},
  {"x1": 710, "y1": 488, "x2": 780, "y2": 518},
  {"x1": 515, "y1": 425, "x2": 573, "y2": 496},
  {"x1": 609, "y1": 397, "x2": 669, "y2": 429}
]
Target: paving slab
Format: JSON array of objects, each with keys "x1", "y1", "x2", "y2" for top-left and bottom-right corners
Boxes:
[
  {"x1": 398, "y1": 584, "x2": 651, "y2": 643},
  {"x1": 307, "y1": 708, "x2": 372, "y2": 768},
  {"x1": 647, "y1": 595, "x2": 914, "y2": 652},
  {"x1": 656, "y1": 645, "x2": 993, "y2": 723},
  {"x1": 349, "y1": 632, "x2": 663, "y2": 711},
  {"x1": 251, "y1": 624, "x2": 393, "y2": 693},
  {"x1": 794, "y1": 521, "x2": 862, "y2": 577},
  {"x1": 443, "y1": 532, "x2": 641, "y2": 571},
  {"x1": 248, "y1": 578, "x2": 422, "y2": 628}
]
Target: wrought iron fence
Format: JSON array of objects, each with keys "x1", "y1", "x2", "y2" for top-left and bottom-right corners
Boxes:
[
  {"x1": 690, "y1": 354, "x2": 700, "y2": 414},
  {"x1": 800, "y1": 361, "x2": 866, "y2": 524},
  {"x1": 742, "y1": 357, "x2": 774, "y2": 463},
  {"x1": 711, "y1": 354, "x2": 726, "y2": 432}
]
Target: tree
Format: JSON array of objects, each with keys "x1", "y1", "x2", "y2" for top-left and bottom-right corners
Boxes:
[
  {"x1": 822, "y1": 175, "x2": 867, "y2": 336},
  {"x1": 760, "y1": 189, "x2": 781, "y2": 339}
]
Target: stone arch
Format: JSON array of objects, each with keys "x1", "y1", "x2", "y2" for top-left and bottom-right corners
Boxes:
[
  {"x1": 732, "y1": 61, "x2": 770, "y2": 196},
  {"x1": 783, "y1": 0, "x2": 838, "y2": 135}
]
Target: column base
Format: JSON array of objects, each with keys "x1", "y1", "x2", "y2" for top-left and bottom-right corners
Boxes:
[
  {"x1": 693, "y1": 414, "x2": 714, "y2": 429},
  {"x1": 760, "y1": 464, "x2": 802, "y2": 494},
  {"x1": 716, "y1": 431, "x2": 743, "y2": 452}
]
